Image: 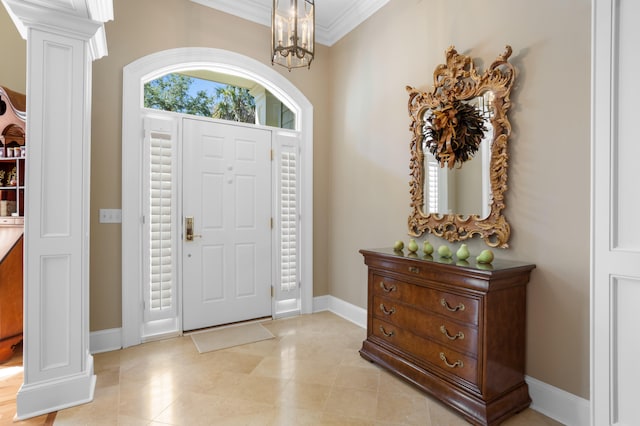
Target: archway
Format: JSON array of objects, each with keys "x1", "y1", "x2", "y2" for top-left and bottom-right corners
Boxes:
[{"x1": 121, "y1": 48, "x2": 313, "y2": 347}]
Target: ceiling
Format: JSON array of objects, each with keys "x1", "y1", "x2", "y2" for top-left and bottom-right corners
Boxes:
[{"x1": 189, "y1": 0, "x2": 390, "y2": 46}]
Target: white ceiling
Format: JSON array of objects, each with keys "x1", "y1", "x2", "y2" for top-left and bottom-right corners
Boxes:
[{"x1": 190, "y1": 0, "x2": 390, "y2": 46}]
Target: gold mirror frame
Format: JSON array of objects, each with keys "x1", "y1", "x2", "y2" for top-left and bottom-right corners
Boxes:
[{"x1": 407, "y1": 45, "x2": 515, "y2": 248}]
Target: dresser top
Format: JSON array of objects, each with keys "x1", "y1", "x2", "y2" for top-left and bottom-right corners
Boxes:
[{"x1": 360, "y1": 247, "x2": 535, "y2": 275}]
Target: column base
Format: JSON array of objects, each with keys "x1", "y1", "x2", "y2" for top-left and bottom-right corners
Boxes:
[{"x1": 15, "y1": 353, "x2": 95, "y2": 420}]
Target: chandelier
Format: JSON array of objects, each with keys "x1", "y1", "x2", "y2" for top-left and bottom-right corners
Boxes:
[{"x1": 271, "y1": 0, "x2": 315, "y2": 70}]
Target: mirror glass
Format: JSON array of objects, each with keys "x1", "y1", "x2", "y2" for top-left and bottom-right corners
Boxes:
[
  {"x1": 407, "y1": 46, "x2": 515, "y2": 248},
  {"x1": 421, "y1": 92, "x2": 494, "y2": 218}
]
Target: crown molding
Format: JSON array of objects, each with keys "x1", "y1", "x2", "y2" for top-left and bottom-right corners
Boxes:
[
  {"x1": 87, "y1": 0, "x2": 114, "y2": 22},
  {"x1": 189, "y1": 0, "x2": 389, "y2": 46},
  {"x1": 319, "y1": 0, "x2": 388, "y2": 45}
]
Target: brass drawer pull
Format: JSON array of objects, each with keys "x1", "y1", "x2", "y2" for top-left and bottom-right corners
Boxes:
[
  {"x1": 379, "y1": 326, "x2": 395, "y2": 337},
  {"x1": 379, "y1": 281, "x2": 397, "y2": 293},
  {"x1": 440, "y1": 352, "x2": 464, "y2": 369},
  {"x1": 440, "y1": 298, "x2": 465, "y2": 312},
  {"x1": 379, "y1": 304, "x2": 396, "y2": 315},
  {"x1": 440, "y1": 325, "x2": 464, "y2": 340},
  {"x1": 408, "y1": 266, "x2": 420, "y2": 274}
]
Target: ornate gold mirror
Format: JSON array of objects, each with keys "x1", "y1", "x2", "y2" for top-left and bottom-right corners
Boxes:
[{"x1": 407, "y1": 46, "x2": 515, "y2": 247}]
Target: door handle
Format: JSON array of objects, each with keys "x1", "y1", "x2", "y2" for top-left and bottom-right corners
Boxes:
[{"x1": 185, "y1": 216, "x2": 202, "y2": 241}]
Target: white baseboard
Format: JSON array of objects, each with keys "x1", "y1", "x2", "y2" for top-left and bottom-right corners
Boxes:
[
  {"x1": 314, "y1": 295, "x2": 591, "y2": 426},
  {"x1": 89, "y1": 328, "x2": 122, "y2": 354},
  {"x1": 312, "y1": 294, "x2": 330, "y2": 312},
  {"x1": 526, "y1": 375, "x2": 590, "y2": 426},
  {"x1": 313, "y1": 294, "x2": 366, "y2": 328}
]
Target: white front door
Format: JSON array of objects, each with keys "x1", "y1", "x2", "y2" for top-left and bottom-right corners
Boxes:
[{"x1": 182, "y1": 118, "x2": 272, "y2": 331}]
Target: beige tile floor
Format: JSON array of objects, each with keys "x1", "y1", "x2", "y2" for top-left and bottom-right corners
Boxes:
[{"x1": 1, "y1": 312, "x2": 562, "y2": 425}]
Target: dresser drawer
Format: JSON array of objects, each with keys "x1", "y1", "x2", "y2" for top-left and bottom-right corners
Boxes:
[
  {"x1": 372, "y1": 295, "x2": 478, "y2": 354},
  {"x1": 373, "y1": 274, "x2": 480, "y2": 325},
  {"x1": 372, "y1": 318, "x2": 479, "y2": 386}
]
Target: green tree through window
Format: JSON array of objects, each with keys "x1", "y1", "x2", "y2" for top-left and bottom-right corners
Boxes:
[
  {"x1": 212, "y1": 85, "x2": 255, "y2": 123},
  {"x1": 144, "y1": 73, "x2": 256, "y2": 124},
  {"x1": 144, "y1": 74, "x2": 214, "y2": 117}
]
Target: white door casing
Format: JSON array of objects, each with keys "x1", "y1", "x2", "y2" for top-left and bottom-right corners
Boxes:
[
  {"x1": 182, "y1": 118, "x2": 272, "y2": 330},
  {"x1": 591, "y1": 1, "x2": 640, "y2": 425},
  {"x1": 122, "y1": 48, "x2": 313, "y2": 347}
]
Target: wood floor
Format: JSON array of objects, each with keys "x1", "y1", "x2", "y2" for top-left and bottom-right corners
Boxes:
[
  {"x1": 1, "y1": 312, "x2": 562, "y2": 425},
  {"x1": 0, "y1": 342, "x2": 55, "y2": 425}
]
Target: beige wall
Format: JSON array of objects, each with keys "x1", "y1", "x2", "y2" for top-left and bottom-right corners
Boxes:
[
  {"x1": 88, "y1": 0, "x2": 332, "y2": 330},
  {"x1": 327, "y1": 0, "x2": 591, "y2": 399},
  {"x1": 0, "y1": 7, "x2": 25, "y2": 93},
  {"x1": 1, "y1": 0, "x2": 591, "y2": 400}
]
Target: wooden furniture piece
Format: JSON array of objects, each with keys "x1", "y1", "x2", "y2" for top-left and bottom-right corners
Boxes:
[
  {"x1": 0, "y1": 230, "x2": 23, "y2": 362},
  {"x1": 0, "y1": 86, "x2": 26, "y2": 220},
  {"x1": 359, "y1": 248, "x2": 535, "y2": 425},
  {"x1": 0, "y1": 87, "x2": 26, "y2": 363}
]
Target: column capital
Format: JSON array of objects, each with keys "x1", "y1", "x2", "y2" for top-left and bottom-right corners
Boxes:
[{"x1": 1, "y1": 0, "x2": 113, "y2": 59}]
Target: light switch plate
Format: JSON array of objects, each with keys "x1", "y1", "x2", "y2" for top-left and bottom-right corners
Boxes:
[{"x1": 99, "y1": 208, "x2": 122, "y2": 223}]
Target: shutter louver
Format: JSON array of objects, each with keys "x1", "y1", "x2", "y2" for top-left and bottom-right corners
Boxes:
[
  {"x1": 280, "y1": 150, "x2": 298, "y2": 293},
  {"x1": 147, "y1": 130, "x2": 175, "y2": 318},
  {"x1": 427, "y1": 157, "x2": 439, "y2": 213}
]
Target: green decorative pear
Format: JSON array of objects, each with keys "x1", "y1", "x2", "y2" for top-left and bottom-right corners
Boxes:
[
  {"x1": 456, "y1": 244, "x2": 470, "y2": 261},
  {"x1": 407, "y1": 238, "x2": 419, "y2": 253},
  {"x1": 437, "y1": 245, "x2": 452, "y2": 258},
  {"x1": 393, "y1": 240, "x2": 404, "y2": 251},
  {"x1": 423, "y1": 240, "x2": 434, "y2": 255},
  {"x1": 476, "y1": 249, "x2": 494, "y2": 264}
]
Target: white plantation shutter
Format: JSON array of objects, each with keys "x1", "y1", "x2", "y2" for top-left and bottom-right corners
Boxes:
[
  {"x1": 280, "y1": 147, "x2": 298, "y2": 293},
  {"x1": 425, "y1": 153, "x2": 449, "y2": 214},
  {"x1": 426, "y1": 156, "x2": 439, "y2": 213},
  {"x1": 143, "y1": 116, "x2": 177, "y2": 322}
]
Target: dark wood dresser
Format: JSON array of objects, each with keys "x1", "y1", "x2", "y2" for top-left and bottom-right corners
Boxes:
[{"x1": 359, "y1": 248, "x2": 535, "y2": 425}]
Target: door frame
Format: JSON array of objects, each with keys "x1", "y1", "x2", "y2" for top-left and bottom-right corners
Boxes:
[{"x1": 121, "y1": 47, "x2": 313, "y2": 348}]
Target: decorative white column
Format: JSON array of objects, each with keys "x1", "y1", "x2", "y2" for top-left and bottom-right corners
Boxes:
[{"x1": 1, "y1": 0, "x2": 112, "y2": 420}]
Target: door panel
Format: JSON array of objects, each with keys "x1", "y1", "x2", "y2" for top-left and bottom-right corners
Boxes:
[
  {"x1": 182, "y1": 118, "x2": 272, "y2": 331},
  {"x1": 593, "y1": 1, "x2": 640, "y2": 424}
]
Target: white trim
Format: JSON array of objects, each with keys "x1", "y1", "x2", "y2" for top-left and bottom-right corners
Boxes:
[
  {"x1": 15, "y1": 353, "x2": 96, "y2": 420},
  {"x1": 89, "y1": 328, "x2": 122, "y2": 354},
  {"x1": 1, "y1": 0, "x2": 110, "y2": 60},
  {"x1": 87, "y1": 0, "x2": 114, "y2": 22},
  {"x1": 313, "y1": 295, "x2": 366, "y2": 328},
  {"x1": 188, "y1": 0, "x2": 389, "y2": 46},
  {"x1": 312, "y1": 294, "x2": 330, "y2": 312},
  {"x1": 317, "y1": 295, "x2": 589, "y2": 425},
  {"x1": 122, "y1": 47, "x2": 313, "y2": 348},
  {"x1": 320, "y1": 0, "x2": 390, "y2": 46},
  {"x1": 189, "y1": 0, "x2": 270, "y2": 33},
  {"x1": 527, "y1": 375, "x2": 590, "y2": 426}
]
